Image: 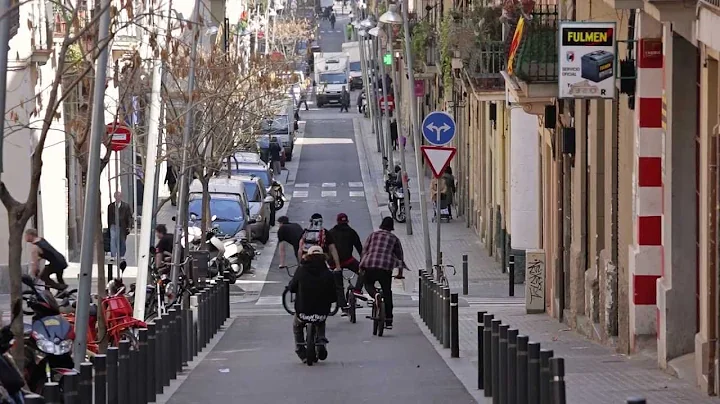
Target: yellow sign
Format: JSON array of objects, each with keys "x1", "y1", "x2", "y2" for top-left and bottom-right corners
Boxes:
[
  {"x1": 43, "y1": 318, "x2": 60, "y2": 326},
  {"x1": 507, "y1": 17, "x2": 526, "y2": 75}
]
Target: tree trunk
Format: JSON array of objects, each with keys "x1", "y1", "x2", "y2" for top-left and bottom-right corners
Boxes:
[
  {"x1": 94, "y1": 194, "x2": 108, "y2": 352},
  {"x1": 8, "y1": 220, "x2": 26, "y2": 368},
  {"x1": 200, "y1": 176, "x2": 210, "y2": 249}
]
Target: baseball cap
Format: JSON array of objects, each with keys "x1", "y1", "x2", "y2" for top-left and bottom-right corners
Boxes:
[
  {"x1": 337, "y1": 213, "x2": 348, "y2": 224},
  {"x1": 307, "y1": 246, "x2": 324, "y2": 255}
]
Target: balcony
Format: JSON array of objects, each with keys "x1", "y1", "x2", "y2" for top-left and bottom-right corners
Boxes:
[
  {"x1": 698, "y1": 0, "x2": 720, "y2": 51},
  {"x1": 502, "y1": 4, "x2": 558, "y2": 110},
  {"x1": 643, "y1": 0, "x2": 697, "y2": 22}
]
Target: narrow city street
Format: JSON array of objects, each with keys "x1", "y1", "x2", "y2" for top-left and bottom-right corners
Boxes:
[{"x1": 162, "y1": 12, "x2": 476, "y2": 403}]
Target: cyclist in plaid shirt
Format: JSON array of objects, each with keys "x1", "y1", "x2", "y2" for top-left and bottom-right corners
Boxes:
[{"x1": 359, "y1": 217, "x2": 406, "y2": 329}]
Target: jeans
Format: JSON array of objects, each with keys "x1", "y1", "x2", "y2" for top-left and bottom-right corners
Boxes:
[
  {"x1": 297, "y1": 99, "x2": 309, "y2": 110},
  {"x1": 109, "y1": 224, "x2": 127, "y2": 258},
  {"x1": 272, "y1": 160, "x2": 282, "y2": 176},
  {"x1": 293, "y1": 315, "x2": 327, "y2": 349},
  {"x1": 363, "y1": 269, "x2": 393, "y2": 322}
]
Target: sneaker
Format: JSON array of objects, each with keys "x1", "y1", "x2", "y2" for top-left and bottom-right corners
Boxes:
[
  {"x1": 340, "y1": 309, "x2": 349, "y2": 317},
  {"x1": 295, "y1": 347, "x2": 307, "y2": 362},
  {"x1": 385, "y1": 320, "x2": 393, "y2": 330},
  {"x1": 318, "y1": 346, "x2": 328, "y2": 361}
]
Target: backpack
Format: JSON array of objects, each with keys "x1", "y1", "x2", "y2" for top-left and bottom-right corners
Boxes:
[{"x1": 301, "y1": 219, "x2": 326, "y2": 254}]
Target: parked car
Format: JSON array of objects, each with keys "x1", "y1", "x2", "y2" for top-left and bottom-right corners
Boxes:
[
  {"x1": 258, "y1": 99, "x2": 296, "y2": 160},
  {"x1": 188, "y1": 178, "x2": 254, "y2": 241},
  {"x1": 237, "y1": 176, "x2": 274, "y2": 244},
  {"x1": 222, "y1": 161, "x2": 279, "y2": 225}
]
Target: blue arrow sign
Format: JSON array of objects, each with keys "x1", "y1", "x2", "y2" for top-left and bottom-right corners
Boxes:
[{"x1": 422, "y1": 111, "x2": 456, "y2": 145}]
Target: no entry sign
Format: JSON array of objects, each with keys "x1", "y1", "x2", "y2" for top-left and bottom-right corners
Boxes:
[{"x1": 107, "y1": 123, "x2": 132, "y2": 152}]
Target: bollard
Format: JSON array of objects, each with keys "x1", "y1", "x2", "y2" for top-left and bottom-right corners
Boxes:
[
  {"x1": 462, "y1": 254, "x2": 469, "y2": 295},
  {"x1": 423, "y1": 273, "x2": 431, "y2": 326},
  {"x1": 118, "y1": 340, "x2": 130, "y2": 404},
  {"x1": 62, "y1": 370, "x2": 79, "y2": 404},
  {"x1": 429, "y1": 280, "x2": 437, "y2": 337},
  {"x1": 79, "y1": 362, "x2": 93, "y2": 403},
  {"x1": 450, "y1": 293, "x2": 459, "y2": 358},
  {"x1": 138, "y1": 328, "x2": 148, "y2": 404},
  {"x1": 163, "y1": 313, "x2": 173, "y2": 385},
  {"x1": 197, "y1": 291, "x2": 205, "y2": 350},
  {"x1": 190, "y1": 294, "x2": 199, "y2": 357},
  {"x1": 107, "y1": 347, "x2": 119, "y2": 404},
  {"x1": 476, "y1": 311, "x2": 487, "y2": 390},
  {"x1": 130, "y1": 345, "x2": 139, "y2": 404},
  {"x1": 550, "y1": 358, "x2": 566, "y2": 404},
  {"x1": 539, "y1": 349, "x2": 554, "y2": 404},
  {"x1": 176, "y1": 305, "x2": 184, "y2": 373},
  {"x1": 507, "y1": 329, "x2": 518, "y2": 404},
  {"x1": 155, "y1": 317, "x2": 164, "y2": 394},
  {"x1": 168, "y1": 308, "x2": 178, "y2": 380},
  {"x1": 527, "y1": 342, "x2": 541, "y2": 404},
  {"x1": 43, "y1": 382, "x2": 61, "y2": 404},
  {"x1": 24, "y1": 394, "x2": 44, "y2": 404},
  {"x1": 419, "y1": 270, "x2": 424, "y2": 319},
  {"x1": 209, "y1": 284, "x2": 216, "y2": 335},
  {"x1": 224, "y1": 275, "x2": 231, "y2": 320},
  {"x1": 483, "y1": 314, "x2": 495, "y2": 397},
  {"x1": 442, "y1": 287, "x2": 450, "y2": 349},
  {"x1": 498, "y1": 325, "x2": 509, "y2": 404},
  {"x1": 94, "y1": 354, "x2": 107, "y2": 404},
  {"x1": 516, "y1": 335, "x2": 529, "y2": 404},
  {"x1": 626, "y1": 398, "x2": 647, "y2": 404},
  {"x1": 147, "y1": 323, "x2": 156, "y2": 403},
  {"x1": 435, "y1": 282, "x2": 442, "y2": 340},
  {"x1": 180, "y1": 303, "x2": 188, "y2": 366},
  {"x1": 490, "y1": 319, "x2": 501, "y2": 402},
  {"x1": 508, "y1": 255, "x2": 515, "y2": 297},
  {"x1": 185, "y1": 307, "x2": 193, "y2": 362},
  {"x1": 202, "y1": 289, "x2": 210, "y2": 346}
]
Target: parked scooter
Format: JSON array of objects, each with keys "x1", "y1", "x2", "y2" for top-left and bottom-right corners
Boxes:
[
  {"x1": 19, "y1": 275, "x2": 76, "y2": 394},
  {"x1": 385, "y1": 165, "x2": 409, "y2": 223},
  {"x1": 223, "y1": 235, "x2": 256, "y2": 282},
  {"x1": 271, "y1": 180, "x2": 288, "y2": 210},
  {"x1": 1, "y1": 301, "x2": 28, "y2": 403}
]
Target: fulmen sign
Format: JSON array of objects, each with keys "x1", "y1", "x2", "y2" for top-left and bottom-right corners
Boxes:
[{"x1": 558, "y1": 22, "x2": 617, "y2": 99}]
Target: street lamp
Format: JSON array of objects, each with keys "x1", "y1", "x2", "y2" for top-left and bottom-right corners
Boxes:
[
  {"x1": 368, "y1": 25, "x2": 392, "y2": 169},
  {"x1": 378, "y1": 3, "x2": 411, "y2": 235},
  {"x1": 358, "y1": 20, "x2": 384, "y2": 155},
  {"x1": 360, "y1": 18, "x2": 375, "y2": 28},
  {"x1": 399, "y1": 0, "x2": 432, "y2": 269}
]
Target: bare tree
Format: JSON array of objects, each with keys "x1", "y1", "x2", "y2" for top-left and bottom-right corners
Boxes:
[{"x1": 271, "y1": 17, "x2": 314, "y2": 57}]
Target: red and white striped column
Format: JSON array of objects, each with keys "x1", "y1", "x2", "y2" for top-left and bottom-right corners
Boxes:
[{"x1": 629, "y1": 15, "x2": 664, "y2": 351}]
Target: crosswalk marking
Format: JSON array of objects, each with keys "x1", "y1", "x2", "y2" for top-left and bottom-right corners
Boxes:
[
  {"x1": 256, "y1": 296, "x2": 282, "y2": 305},
  {"x1": 295, "y1": 183, "x2": 309, "y2": 188},
  {"x1": 349, "y1": 191, "x2": 365, "y2": 197},
  {"x1": 321, "y1": 191, "x2": 337, "y2": 197},
  {"x1": 348, "y1": 182, "x2": 363, "y2": 188},
  {"x1": 322, "y1": 182, "x2": 336, "y2": 188},
  {"x1": 293, "y1": 190, "x2": 308, "y2": 198}
]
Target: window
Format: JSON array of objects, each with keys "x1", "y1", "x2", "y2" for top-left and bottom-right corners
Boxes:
[
  {"x1": 188, "y1": 195, "x2": 245, "y2": 237},
  {"x1": 349, "y1": 62, "x2": 361, "y2": 71},
  {"x1": 319, "y1": 73, "x2": 347, "y2": 84},
  {"x1": 243, "y1": 181, "x2": 262, "y2": 202},
  {"x1": 261, "y1": 115, "x2": 289, "y2": 132}
]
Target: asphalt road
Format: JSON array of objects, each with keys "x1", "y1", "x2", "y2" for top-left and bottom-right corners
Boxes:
[{"x1": 165, "y1": 15, "x2": 476, "y2": 403}]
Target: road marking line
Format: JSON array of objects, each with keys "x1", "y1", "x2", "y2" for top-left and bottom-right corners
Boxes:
[
  {"x1": 292, "y1": 190, "x2": 309, "y2": 198},
  {"x1": 256, "y1": 296, "x2": 282, "y2": 305},
  {"x1": 295, "y1": 183, "x2": 309, "y2": 188},
  {"x1": 321, "y1": 191, "x2": 337, "y2": 197},
  {"x1": 349, "y1": 191, "x2": 365, "y2": 197},
  {"x1": 322, "y1": 182, "x2": 336, "y2": 187},
  {"x1": 348, "y1": 182, "x2": 363, "y2": 188}
]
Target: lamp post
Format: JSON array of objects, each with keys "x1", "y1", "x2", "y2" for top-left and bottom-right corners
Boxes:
[
  {"x1": 368, "y1": 26, "x2": 393, "y2": 170},
  {"x1": 397, "y1": 0, "x2": 433, "y2": 270},
  {"x1": 379, "y1": 4, "x2": 411, "y2": 235},
  {"x1": 353, "y1": 22, "x2": 374, "y2": 136},
  {"x1": 360, "y1": 18, "x2": 382, "y2": 155}
]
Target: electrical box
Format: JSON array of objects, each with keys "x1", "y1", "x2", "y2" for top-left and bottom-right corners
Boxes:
[{"x1": 581, "y1": 50, "x2": 614, "y2": 83}]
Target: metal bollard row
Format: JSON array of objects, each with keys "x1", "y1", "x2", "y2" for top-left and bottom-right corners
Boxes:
[
  {"x1": 474, "y1": 311, "x2": 567, "y2": 404},
  {"x1": 418, "y1": 270, "x2": 462, "y2": 361},
  {"x1": 31, "y1": 275, "x2": 231, "y2": 403}
]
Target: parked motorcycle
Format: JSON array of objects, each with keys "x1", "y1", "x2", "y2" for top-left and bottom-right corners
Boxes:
[
  {"x1": 223, "y1": 236, "x2": 256, "y2": 282},
  {"x1": 385, "y1": 167, "x2": 409, "y2": 223},
  {"x1": 1, "y1": 301, "x2": 27, "y2": 403},
  {"x1": 19, "y1": 275, "x2": 76, "y2": 394},
  {"x1": 271, "y1": 180, "x2": 287, "y2": 210}
]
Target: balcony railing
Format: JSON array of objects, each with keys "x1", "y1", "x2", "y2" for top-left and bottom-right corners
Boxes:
[
  {"x1": 465, "y1": 40, "x2": 505, "y2": 90},
  {"x1": 506, "y1": 4, "x2": 558, "y2": 83},
  {"x1": 701, "y1": 0, "x2": 720, "y2": 9}
]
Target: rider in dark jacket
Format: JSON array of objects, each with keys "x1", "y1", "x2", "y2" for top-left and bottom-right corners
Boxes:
[
  {"x1": 288, "y1": 246, "x2": 336, "y2": 362},
  {"x1": 328, "y1": 213, "x2": 367, "y2": 299}
]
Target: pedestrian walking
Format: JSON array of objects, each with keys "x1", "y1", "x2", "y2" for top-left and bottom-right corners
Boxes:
[
  {"x1": 329, "y1": 12, "x2": 336, "y2": 29},
  {"x1": 165, "y1": 164, "x2": 177, "y2": 206},
  {"x1": 269, "y1": 136, "x2": 283, "y2": 175},
  {"x1": 390, "y1": 117, "x2": 398, "y2": 150},
  {"x1": 356, "y1": 91, "x2": 364, "y2": 113},
  {"x1": 25, "y1": 228, "x2": 68, "y2": 290},
  {"x1": 340, "y1": 86, "x2": 350, "y2": 112},
  {"x1": 346, "y1": 23, "x2": 353, "y2": 40},
  {"x1": 107, "y1": 191, "x2": 133, "y2": 263},
  {"x1": 298, "y1": 82, "x2": 309, "y2": 110},
  {"x1": 442, "y1": 166, "x2": 457, "y2": 218}
]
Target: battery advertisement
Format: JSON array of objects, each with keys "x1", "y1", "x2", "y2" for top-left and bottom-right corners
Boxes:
[{"x1": 559, "y1": 22, "x2": 616, "y2": 99}]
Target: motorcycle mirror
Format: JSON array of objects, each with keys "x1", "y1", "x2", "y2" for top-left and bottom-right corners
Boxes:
[
  {"x1": 190, "y1": 214, "x2": 198, "y2": 221},
  {"x1": 171, "y1": 216, "x2": 176, "y2": 222},
  {"x1": 211, "y1": 214, "x2": 218, "y2": 222}
]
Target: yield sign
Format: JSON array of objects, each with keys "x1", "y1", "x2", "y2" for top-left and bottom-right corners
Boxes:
[{"x1": 421, "y1": 145, "x2": 456, "y2": 178}]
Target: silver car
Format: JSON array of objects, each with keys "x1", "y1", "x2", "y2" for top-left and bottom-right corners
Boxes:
[{"x1": 236, "y1": 176, "x2": 274, "y2": 244}]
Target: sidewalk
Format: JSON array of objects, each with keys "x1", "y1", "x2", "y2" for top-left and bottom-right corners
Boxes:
[{"x1": 353, "y1": 115, "x2": 715, "y2": 402}]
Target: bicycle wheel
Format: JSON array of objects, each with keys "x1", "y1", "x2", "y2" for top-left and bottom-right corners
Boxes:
[
  {"x1": 377, "y1": 295, "x2": 386, "y2": 337},
  {"x1": 282, "y1": 289, "x2": 295, "y2": 315},
  {"x1": 371, "y1": 299, "x2": 378, "y2": 336},
  {"x1": 347, "y1": 288, "x2": 356, "y2": 324},
  {"x1": 305, "y1": 323, "x2": 316, "y2": 366}
]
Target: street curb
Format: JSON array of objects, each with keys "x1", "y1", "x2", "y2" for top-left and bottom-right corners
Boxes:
[
  {"x1": 411, "y1": 312, "x2": 490, "y2": 404},
  {"x1": 155, "y1": 317, "x2": 237, "y2": 404}
]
